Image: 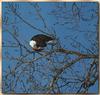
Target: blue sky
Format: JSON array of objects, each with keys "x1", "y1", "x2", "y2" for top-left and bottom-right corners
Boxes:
[{"x1": 2, "y1": 2, "x2": 99, "y2": 93}]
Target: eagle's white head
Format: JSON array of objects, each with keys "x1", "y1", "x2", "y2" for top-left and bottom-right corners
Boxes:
[{"x1": 29, "y1": 40, "x2": 36, "y2": 48}]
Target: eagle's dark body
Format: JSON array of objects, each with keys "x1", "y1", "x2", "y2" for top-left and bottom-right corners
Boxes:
[
  {"x1": 29, "y1": 34, "x2": 55, "y2": 51},
  {"x1": 31, "y1": 34, "x2": 53, "y2": 47}
]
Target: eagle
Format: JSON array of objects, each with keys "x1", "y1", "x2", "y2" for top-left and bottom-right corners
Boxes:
[{"x1": 29, "y1": 34, "x2": 55, "y2": 51}]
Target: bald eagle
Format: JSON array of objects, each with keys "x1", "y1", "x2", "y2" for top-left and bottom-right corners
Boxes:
[{"x1": 29, "y1": 34, "x2": 55, "y2": 51}]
